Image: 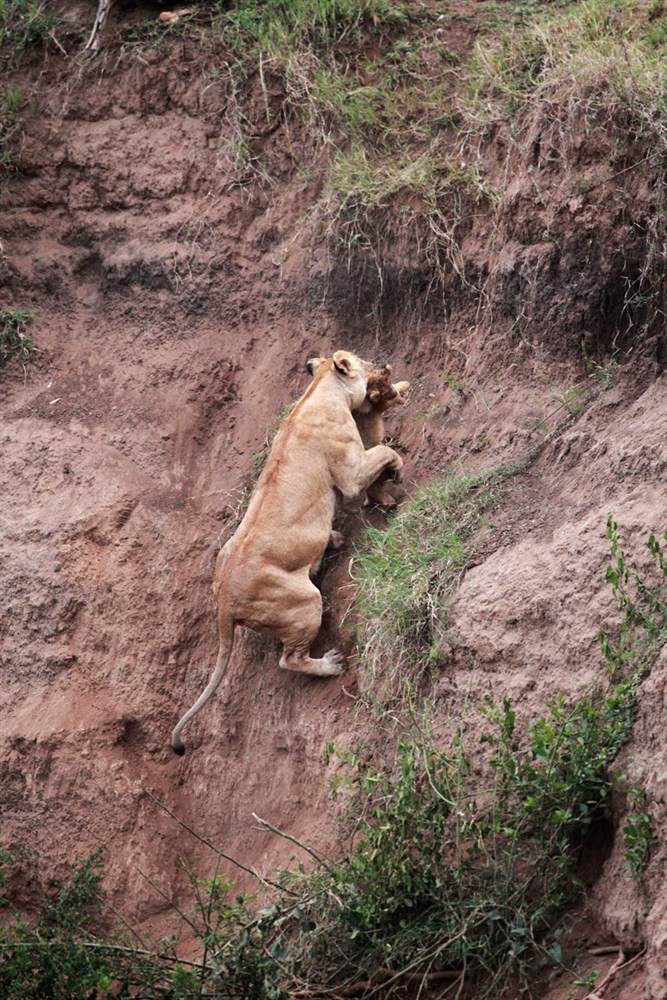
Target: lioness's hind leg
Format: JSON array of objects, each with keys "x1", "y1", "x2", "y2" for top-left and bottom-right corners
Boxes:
[
  {"x1": 310, "y1": 531, "x2": 346, "y2": 578},
  {"x1": 275, "y1": 578, "x2": 346, "y2": 677}
]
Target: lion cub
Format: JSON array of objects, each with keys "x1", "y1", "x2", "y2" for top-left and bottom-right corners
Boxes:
[
  {"x1": 354, "y1": 367, "x2": 409, "y2": 507},
  {"x1": 306, "y1": 358, "x2": 409, "y2": 508}
]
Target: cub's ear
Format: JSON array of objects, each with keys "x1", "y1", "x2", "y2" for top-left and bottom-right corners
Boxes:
[
  {"x1": 333, "y1": 350, "x2": 353, "y2": 376},
  {"x1": 306, "y1": 356, "x2": 326, "y2": 376}
]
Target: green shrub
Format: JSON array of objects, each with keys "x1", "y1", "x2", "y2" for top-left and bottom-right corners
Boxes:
[
  {"x1": 0, "y1": 850, "x2": 114, "y2": 1000},
  {"x1": 623, "y1": 786, "x2": 657, "y2": 883},
  {"x1": 280, "y1": 522, "x2": 666, "y2": 996}
]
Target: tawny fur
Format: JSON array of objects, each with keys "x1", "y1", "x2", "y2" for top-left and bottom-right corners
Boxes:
[
  {"x1": 354, "y1": 370, "x2": 409, "y2": 507},
  {"x1": 171, "y1": 351, "x2": 403, "y2": 754},
  {"x1": 307, "y1": 359, "x2": 410, "y2": 508}
]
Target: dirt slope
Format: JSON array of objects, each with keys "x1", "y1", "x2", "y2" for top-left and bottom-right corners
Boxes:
[{"x1": 1, "y1": 5, "x2": 666, "y2": 997}]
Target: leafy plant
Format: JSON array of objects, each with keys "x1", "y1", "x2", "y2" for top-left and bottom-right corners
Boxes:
[
  {"x1": 623, "y1": 787, "x2": 657, "y2": 882},
  {"x1": 0, "y1": 850, "x2": 115, "y2": 1000},
  {"x1": 598, "y1": 516, "x2": 667, "y2": 674}
]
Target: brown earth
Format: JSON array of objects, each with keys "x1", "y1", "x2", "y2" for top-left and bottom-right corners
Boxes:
[{"x1": 1, "y1": 3, "x2": 666, "y2": 997}]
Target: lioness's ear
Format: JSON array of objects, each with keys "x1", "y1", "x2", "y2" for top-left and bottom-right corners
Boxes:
[
  {"x1": 333, "y1": 350, "x2": 353, "y2": 376},
  {"x1": 306, "y1": 356, "x2": 326, "y2": 376}
]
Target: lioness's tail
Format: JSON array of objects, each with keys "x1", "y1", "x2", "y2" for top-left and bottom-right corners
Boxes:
[{"x1": 171, "y1": 612, "x2": 235, "y2": 755}]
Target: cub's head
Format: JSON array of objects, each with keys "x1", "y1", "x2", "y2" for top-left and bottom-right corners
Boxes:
[
  {"x1": 305, "y1": 350, "x2": 377, "y2": 409},
  {"x1": 366, "y1": 368, "x2": 410, "y2": 413},
  {"x1": 354, "y1": 364, "x2": 410, "y2": 415}
]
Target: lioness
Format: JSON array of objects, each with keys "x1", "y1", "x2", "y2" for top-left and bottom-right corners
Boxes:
[
  {"x1": 306, "y1": 358, "x2": 409, "y2": 507},
  {"x1": 171, "y1": 351, "x2": 403, "y2": 754}
]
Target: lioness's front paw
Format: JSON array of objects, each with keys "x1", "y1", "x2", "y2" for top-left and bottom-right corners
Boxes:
[{"x1": 322, "y1": 649, "x2": 346, "y2": 676}]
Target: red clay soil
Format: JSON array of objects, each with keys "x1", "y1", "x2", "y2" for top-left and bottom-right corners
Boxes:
[{"x1": 1, "y1": 6, "x2": 666, "y2": 998}]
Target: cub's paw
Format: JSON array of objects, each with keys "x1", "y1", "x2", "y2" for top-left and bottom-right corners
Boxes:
[
  {"x1": 328, "y1": 530, "x2": 345, "y2": 550},
  {"x1": 394, "y1": 380, "x2": 410, "y2": 404}
]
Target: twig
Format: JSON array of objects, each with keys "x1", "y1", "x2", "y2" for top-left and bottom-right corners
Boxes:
[
  {"x1": 252, "y1": 813, "x2": 336, "y2": 875},
  {"x1": 145, "y1": 790, "x2": 293, "y2": 894},
  {"x1": 340, "y1": 968, "x2": 461, "y2": 997},
  {"x1": 85, "y1": 0, "x2": 115, "y2": 53},
  {"x1": 82, "y1": 941, "x2": 204, "y2": 969},
  {"x1": 49, "y1": 30, "x2": 67, "y2": 57},
  {"x1": 584, "y1": 946, "x2": 646, "y2": 999},
  {"x1": 8, "y1": 941, "x2": 204, "y2": 970},
  {"x1": 137, "y1": 867, "x2": 201, "y2": 936}
]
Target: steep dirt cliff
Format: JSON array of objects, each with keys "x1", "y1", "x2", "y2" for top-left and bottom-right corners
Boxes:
[{"x1": 1, "y1": 2, "x2": 665, "y2": 997}]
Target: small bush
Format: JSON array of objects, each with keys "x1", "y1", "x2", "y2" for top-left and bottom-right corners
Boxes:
[
  {"x1": 0, "y1": 308, "x2": 34, "y2": 369},
  {"x1": 0, "y1": 850, "x2": 115, "y2": 1000},
  {"x1": 623, "y1": 786, "x2": 657, "y2": 883}
]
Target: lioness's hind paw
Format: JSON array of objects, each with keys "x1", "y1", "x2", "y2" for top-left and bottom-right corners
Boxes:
[{"x1": 322, "y1": 649, "x2": 345, "y2": 676}]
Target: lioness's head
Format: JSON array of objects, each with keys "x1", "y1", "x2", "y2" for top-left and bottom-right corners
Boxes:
[{"x1": 305, "y1": 350, "x2": 377, "y2": 409}]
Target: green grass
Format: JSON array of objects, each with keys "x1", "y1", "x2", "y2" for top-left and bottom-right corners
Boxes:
[
  {"x1": 463, "y1": 0, "x2": 667, "y2": 141},
  {"x1": 0, "y1": 0, "x2": 58, "y2": 59},
  {"x1": 215, "y1": 0, "x2": 407, "y2": 59},
  {"x1": 0, "y1": 308, "x2": 34, "y2": 369},
  {"x1": 352, "y1": 468, "x2": 504, "y2": 703},
  {"x1": 0, "y1": 85, "x2": 22, "y2": 176}
]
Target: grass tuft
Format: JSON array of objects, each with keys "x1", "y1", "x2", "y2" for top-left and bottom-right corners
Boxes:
[
  {"x1": 0, "y1": 85, "x2": 22, "y2": 177},
  {"x1": 0, "y1": 0, "x2": 58, "y2": 60},
  {"x1": 216, "y1": 0, "x2": 407, "y2": 60},
  {"x1": 0, "y1": 308, "x2": 34, "y2": 370},
  {"x1": 462, "y1": 0, "x2": 667, "y2": 149},
  {"x1": 352, "y1": 468, "x2": 505, "y2": 703}
]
